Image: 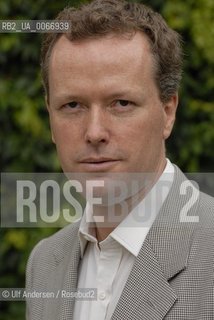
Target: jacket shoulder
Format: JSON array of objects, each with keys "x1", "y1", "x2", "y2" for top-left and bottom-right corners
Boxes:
[
  {"x1": 26, "y1": 220, "x2": 81, "y2": 288},
  {"x1": 198, "y1": 191, "x2": 214, "y2": 225}
]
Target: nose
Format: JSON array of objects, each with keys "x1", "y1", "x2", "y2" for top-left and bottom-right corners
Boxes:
[{"x1": 84, "y1": 106, "x2": 110, "y2": 146}]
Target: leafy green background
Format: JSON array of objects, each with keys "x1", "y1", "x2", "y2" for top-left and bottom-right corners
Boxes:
[{"x1": 0, "y1": 0, "x2": 213, "y2": 318}]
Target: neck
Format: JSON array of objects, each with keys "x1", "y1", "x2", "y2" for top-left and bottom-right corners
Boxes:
[{"x1": 93, "y1": 158, "x2": 167, "y2": 242}]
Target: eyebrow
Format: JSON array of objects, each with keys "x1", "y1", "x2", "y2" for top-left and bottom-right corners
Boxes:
[
  {"x1": 54, "y1": 93, "x2": 80, "y2": 102},
  {"x1": 54, "y1": 88, "x2": 143, "y2": 103}
]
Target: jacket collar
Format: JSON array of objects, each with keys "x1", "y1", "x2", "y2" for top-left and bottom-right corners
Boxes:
[
  {"x1": 111, "y1": 166, "x2": 199, "y2": 319},
  {"x1": 52, "y1": 166, "x2": 199, "y2": 320},
  {"x1": 46, "y1": 222, "x2": 81, "y2": 320}
]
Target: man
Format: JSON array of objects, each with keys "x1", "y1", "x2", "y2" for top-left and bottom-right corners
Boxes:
[{"x1": 26, "y1": 0, "x2": 214, "y2": 319}]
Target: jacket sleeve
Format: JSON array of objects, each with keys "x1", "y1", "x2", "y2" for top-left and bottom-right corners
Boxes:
[{"x1": 25, "y1": 239, "x2": 46, "y2": 320}]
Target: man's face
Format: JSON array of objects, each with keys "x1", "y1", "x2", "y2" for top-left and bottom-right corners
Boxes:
[{"x1": 47, "y1": 32, "x2": 177, "y2": 175}]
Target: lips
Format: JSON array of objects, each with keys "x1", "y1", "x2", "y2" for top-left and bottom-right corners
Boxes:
[
  {"x1": 78, "y1": 157, "x2": 120, "y2": 172},
  {"x1": 80, "y1": 157, "x2": 117, "y2": 163}
]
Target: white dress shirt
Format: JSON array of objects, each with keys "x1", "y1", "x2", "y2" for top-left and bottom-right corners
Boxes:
[{"x1": 73, "y1": 160, "x2": 174, "y2": 320}]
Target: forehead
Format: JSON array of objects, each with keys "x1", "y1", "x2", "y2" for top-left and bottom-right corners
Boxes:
[
  {"x1": 48, "y1": 32, "x2": 157, "y2": 102},
  {"x1": 49, "y1": 32, "x2": 154, "y2": 76}
]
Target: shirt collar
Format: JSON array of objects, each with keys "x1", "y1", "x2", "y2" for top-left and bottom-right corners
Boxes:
[
  {"x1": 78, "y1": 159, "x2": 174, "y2": 257},
  {"x1": 78, "y1": 202, "x2": 97, "y2": 258}
]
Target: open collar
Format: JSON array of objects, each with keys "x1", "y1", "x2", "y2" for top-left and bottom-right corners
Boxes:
[{"x1": 111, "y1": 166, "x2": 199, "y2": 320}]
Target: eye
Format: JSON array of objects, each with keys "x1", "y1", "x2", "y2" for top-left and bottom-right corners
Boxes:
[
  {"x1": 110, "y1": 99, "x2": 136, "y2": 113},
  {"x1": 117, "y1": 100, "x2": 130, "y2": 107},
  {"x1": 66, "y1": 101, "x2": 78, "y2": 108}
]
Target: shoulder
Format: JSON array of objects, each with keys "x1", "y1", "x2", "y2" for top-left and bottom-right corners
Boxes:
[
  {"x1": 199, "y1": 190, "x2": 214, "y2": 207},
  {"x1": 197, "y1": 191, "x2": 214, "y2": 225},
  {"x1": 31, "y1": 220, "x2": 80, "y2": 258},
  {"x1": 41, "y1": 219, "x2": 81, "y2": 252},
  {"x1": 26, "y1": 220, "x2": 81, "y2": 285},
  {"x1": 173, "y1": 165, "x2": 214, "y2": 224}
]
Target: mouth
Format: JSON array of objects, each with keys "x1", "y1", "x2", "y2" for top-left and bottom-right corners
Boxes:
[{"x1": 78, "y1": 158, "x2": 120, "y2": 172}]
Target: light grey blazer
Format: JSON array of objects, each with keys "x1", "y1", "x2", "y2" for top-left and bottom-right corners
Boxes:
[{"x1": 26, "y1": 166, "x2": 214, "y2": 319}]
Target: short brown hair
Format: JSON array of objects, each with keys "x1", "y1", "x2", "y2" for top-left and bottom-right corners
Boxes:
[{"x1": 41, "y1": 0, "x2": 183, "y2": 102}]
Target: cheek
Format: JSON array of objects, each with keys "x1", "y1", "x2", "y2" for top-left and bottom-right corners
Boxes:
[
  {"x1": 118, "y1": 112, "x2": 165, "y2": 162},
  {"x1": 51, "y1": 123, "x2": 80, "y2": 170},
  {"x1": 50, "y1": 119, "x2": 82, "y2": 167},
  {"x1": 121, "y1": 113, "x2": 164, "y2": 145},
  {"x1": 51, "y1": 118, "x2": 80, "y2": 145}
]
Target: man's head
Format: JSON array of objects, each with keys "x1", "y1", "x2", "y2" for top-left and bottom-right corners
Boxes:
[
  {"x1": 43, "y1": 0, "x2": 182, "y2": 176},
  {"x1": 41, "y1": 0, "x2": 183, "y2": 103}
]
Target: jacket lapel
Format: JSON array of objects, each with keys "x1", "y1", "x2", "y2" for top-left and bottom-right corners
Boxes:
[
  {"x1": 112, "y1": 166, "x2": 199, "y2": 320},
  {"x1": 59, "y1": 238, "x2": 81, "y2": 320},
  {"x1": 112, "y1": 237, "x2": 178, "y2": 320},
  {"x1": 46, "y1": 167, "x2": 199, "y2": 320},
  {"x1": 41, "y1": 222, "x2": 81, "y2": 320}
]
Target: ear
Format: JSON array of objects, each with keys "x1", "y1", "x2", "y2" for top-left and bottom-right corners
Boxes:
[
  {"x1": 45, "y1": 96, "x2": 56, "y2": 144},
  {"x1": 163, "y1": 93, "x2": 178, "y2": 140}
]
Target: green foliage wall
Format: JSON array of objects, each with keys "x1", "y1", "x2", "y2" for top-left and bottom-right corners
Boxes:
[
  {"x1": 0, "y1": 0, "x2": 213, "y2": 319},
  {"x1": 163, "y1": 0, "x2": 214, "y2": 171}
]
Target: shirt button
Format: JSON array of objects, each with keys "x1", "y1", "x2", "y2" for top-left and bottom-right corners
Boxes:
[{"x1": 99, "y1": 292, "x2": 106, "y2": 300}]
